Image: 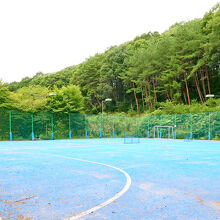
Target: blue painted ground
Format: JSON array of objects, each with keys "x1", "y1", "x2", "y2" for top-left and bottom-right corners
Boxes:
[{"x1": 0, "y1": 139, "x2": 220, "y2": 219}]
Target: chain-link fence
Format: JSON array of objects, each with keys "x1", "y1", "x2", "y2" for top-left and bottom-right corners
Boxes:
[{"x1": 0, "y1": 110, "x2": 219, "y2": 141}]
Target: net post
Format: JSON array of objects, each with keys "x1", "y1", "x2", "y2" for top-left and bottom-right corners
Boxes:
[
  {"x1": 113, "y1": 115, "x2": 115, "y2": 138},
  {"x1": 208, "y1": 112, "x2": 211, "y2": 140},
  {"x1": 32, "y1": 113, "x2": 34, "y2": 141},
  {"x1": 51, "y1": 113, "x2": 54, "y2": 140},
  {"x1": 99, "y1": 115, "x2": 102, "y2": 138},
  {"x1": 9, "y1": 111, "x2": 12, "y2": 141},
  {"x1": 85, "y1": 114, "x2": 87, "y2": 138},
  {"x1": 69, "y1": 113, "x2": 71, "y2": 139}
]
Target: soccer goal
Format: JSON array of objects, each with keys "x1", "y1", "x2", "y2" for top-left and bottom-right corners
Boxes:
[
  {"x1": 124, "y1": 135, "x2": 140, "y2": 144},
  {"x1": 184, "y1": 134, "x2": 192, "y2": 141},
  {"x1": 154, "y1": 126, "x2": 174, "y2": 139}
]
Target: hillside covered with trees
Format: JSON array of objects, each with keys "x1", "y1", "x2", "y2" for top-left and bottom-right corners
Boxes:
[{"x1": 1, "y1": 4, "x2": 220, "y2": 115}]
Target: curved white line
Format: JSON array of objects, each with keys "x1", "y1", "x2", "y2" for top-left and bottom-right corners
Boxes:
[{"x1": 48, "y1": 154, "x2": 131, "y2": 220}]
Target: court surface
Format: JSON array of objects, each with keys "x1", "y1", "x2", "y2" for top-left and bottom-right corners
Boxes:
[{"x1": 0, "y1": 139, "x2": 220, "y2": 219}]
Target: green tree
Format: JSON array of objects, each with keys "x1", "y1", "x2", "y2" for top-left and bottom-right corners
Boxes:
[
  {"x1": 71, "y1": 54, "x2": 105, "y2": 113},
  {"x1": 4, "y1": 4, "x2": 220, "y2": 114},
  {"x1": 100, "y1": 44, "x2": 132, "y2": 111},
  {"x1": 46, "y1": 85, "x2": 84, "y2": 113},
  {"x1": 11, "y1": 85, "x2": 49, "y2": 112},
  {"x1": 0, "y1": 80, "x2": 13, "y2": 109}
]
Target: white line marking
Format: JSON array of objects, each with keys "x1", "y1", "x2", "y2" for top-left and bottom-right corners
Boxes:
[
  {"x1": 48, "y1": 154, "x2": 131, "y2": 220},
  {"x1": 1, "y1": 152, "x2": 131, "y2": 219}
]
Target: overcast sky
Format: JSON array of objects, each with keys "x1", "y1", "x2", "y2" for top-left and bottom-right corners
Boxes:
[{"x1": 0, "y1": 0, "x2": 219, "y2": 83}]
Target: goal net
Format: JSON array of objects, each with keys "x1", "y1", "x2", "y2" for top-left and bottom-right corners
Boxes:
[
  {"x1": 124, "y1": 135, "x2": 140, "y2": 144},
  {"x1": 154, "y1": 126, "x2": 174, "y2": 139},
  {"x1": 184, "y1": 134, "x2": 192, "y2": 141}
]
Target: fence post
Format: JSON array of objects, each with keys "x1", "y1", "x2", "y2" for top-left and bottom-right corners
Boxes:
[
  {"x1": 9, "y1": 111, "x2": 12, "y2": 141},
  {"x1": 32, "y1": 113, "x2": 34, "y2": 141},
  {"x1": 51, "y1": 113, "x2": 54, "y2": 140},
  {"x1": 136, "y1": 116, "x2": 138, "y2": 136},
  {"x1": 147, "y1": 117, "x2": 150, "y2": 138},
  {"x1": 113, "y1": 115, "x2": 115, "y2": 138},
  {"x1": 69, "y1": 114, "x2": 71, "y2": 139},
  {"x1": 174, "y1": 114, "x2": 176, "y2": 139},
  {"x1": 124, "y1": 116, "x2": 127, "y2": 137},
  {"x1": 100, "y1": 115, "x2": 102, "y2": 138},
  {"x1": 208, "y1": 112, "x2": 211, "y2": 140},
  {"x1": 85, "y1": 114, "x2": 87, "y2": 138},
  {"x1": 190, "y1": 113, "x2": 193, "y2": 139},
  {"x1": 160, "y1": 115, "x2": 162, "y2": 138}
]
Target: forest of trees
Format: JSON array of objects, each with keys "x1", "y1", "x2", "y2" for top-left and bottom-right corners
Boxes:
[{"x1": 1, "y1": 4, "x2": 220, "y2": 115}]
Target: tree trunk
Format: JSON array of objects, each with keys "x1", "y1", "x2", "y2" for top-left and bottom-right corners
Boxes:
[
  {"x1": 183, "y1": 91, "x2": 187, "y2": 104},
  {"x1": 184, "y1": 72, "x2": 191, "y2": 106},
  {"x1": 141, "y1": 88, "x2": 145, "y2": 110},
  {"x1": 130, "y1": 99, "x2": 133, "y2": 109},
  {"x1": 145, "y1": 84, "x2": 152, "y2": 108},
  {"x1": 205, "y1": 63, "x2": 211, "y2": 94},
  {"x1": 145, "y1": 86, "x2": 150, "y2": 108},
  {"x1": 133, "y1": 83, "x2": 139, "y2": 114},
  {"x1": 200, "y1": 67, "x2": 206, "y2": 97},
  {"x1": 170, "y1": 92, "x2": 173, "y2": 101},
  {"x1": 166, "y1": 91, "x2": 170, "y2": 100},
  {"x1": 94, "y1": 93, "x2": 101, "y2": 106},
  {"x1": 152, "y1": 80, "x2": 157, "y2": 102},
  {"x1": 194, "y1": 73, "x2": 204, "y2": 103},
  {"x1": 148, "y1": 85, "x2": 152, "y2": 107}
]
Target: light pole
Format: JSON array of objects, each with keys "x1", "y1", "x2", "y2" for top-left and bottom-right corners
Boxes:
[{"x1": 102, "y1": 98, "x2": 112, "y2": 114}]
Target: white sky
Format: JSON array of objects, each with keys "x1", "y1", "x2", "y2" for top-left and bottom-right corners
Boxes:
[{"x1": 0, "y1": 0, "x2": 219, "y2": 83}]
